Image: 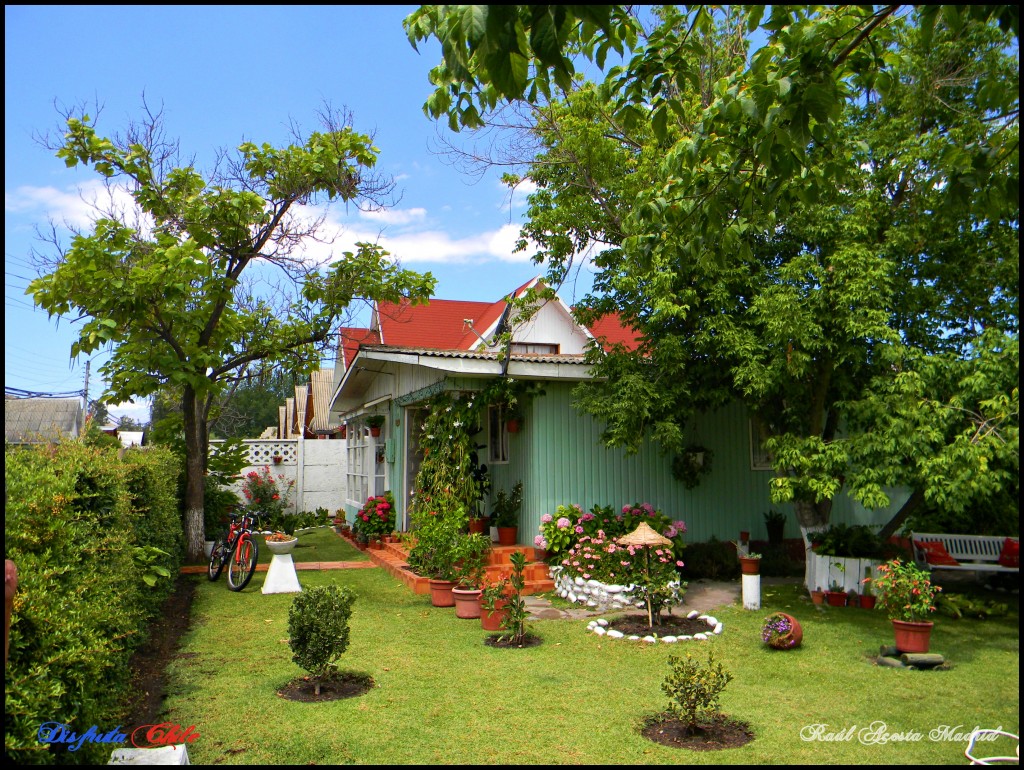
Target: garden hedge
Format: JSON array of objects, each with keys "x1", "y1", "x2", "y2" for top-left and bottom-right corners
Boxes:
[{"x1": 4, "y1": 439, "x2": 183, "y2": 764}]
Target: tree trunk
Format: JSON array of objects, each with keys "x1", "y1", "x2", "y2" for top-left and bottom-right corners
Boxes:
[
  {"x1": 181, "y1": 385, "x2": 208, "y2": 563},
  {"x1": 877, "y1": 488, "x2": 924, "y2": 541},
  {"x1": 792, "y1": 498, "x2": 832, "y2": 529}
]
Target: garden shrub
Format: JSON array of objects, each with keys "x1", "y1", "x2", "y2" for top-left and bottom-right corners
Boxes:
[
  {"x1": 288, "y1": 585, "x2": 356, "y2": 695},
  {"x1": 4, "y1": 439, "x2": 183, "y2": 764},
  {"x1": 679, "y1": 538, "x2": 741, "y2": 581},
  {"x1": 662, "y1": 650, "x2": 734, "y2": 733}
]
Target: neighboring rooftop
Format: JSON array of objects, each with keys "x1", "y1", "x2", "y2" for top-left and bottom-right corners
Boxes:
[{"x1": 4, "y1": 397, "x2": 85, "y2": 444}]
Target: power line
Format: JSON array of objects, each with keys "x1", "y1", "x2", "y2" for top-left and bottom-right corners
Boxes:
[{"x1": 4, "y1": 386, "x2": 83, "y2": 399}]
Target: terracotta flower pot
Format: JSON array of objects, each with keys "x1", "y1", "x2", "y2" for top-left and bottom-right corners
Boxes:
[
  {"x1": 859, "y1": 595, "x2": 877, "y2": 610},
  {"x1": 452, "y1": 587, "x2": 483, "y2": 619},
  {"x1": 765, "y1": 612, "x2": 803, "y2": 649},
  {"x1": 739, "y1": 556, "x2": 760, "y2": 575},
  {"x1": 428, "y1": 579, "x2": 457, "y2": 608},
  {"x1": 825, "y1": 591, "x2": 847, "y2": 607},
  {"x1": 506, "y1": 419, "x2": 520, "y2": 433},
  {"x1": 370, "y1": 426, "x2": 382, "y2": 437},
  {"x1": 497, "y1": 527, "x2": 518, "y2": 546},
  {"x1": 468, "y1": 518, "x2": 487, "y2": 535},
  {"x1": 892, "y1": 619, "x2": 933, "y2": 653},
  {"x1": 480, "y1": 598, "x2": 509, "y2": 631},
  {"x1": 810, "y1": 590, "x2": 826, "y2": 605}
]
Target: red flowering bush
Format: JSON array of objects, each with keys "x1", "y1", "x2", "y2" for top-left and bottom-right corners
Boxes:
[
  {"x1": 868, "y1": 558, "x2": 941, "y2": 622},
  {"x1": 354, "y1": 492, "x2": 396, "y2": 540},
  {"x1": 240, "y1": 466, "x2": 294, "y2": 519}
]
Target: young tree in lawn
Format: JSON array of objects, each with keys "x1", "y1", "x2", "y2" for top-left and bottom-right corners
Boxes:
[
  {"x1": 407, "y1": 6, "x2": 1019, "y2": 530},
  {"x1": 29, "y1": 105, "x2": 435, "y2": 560}
]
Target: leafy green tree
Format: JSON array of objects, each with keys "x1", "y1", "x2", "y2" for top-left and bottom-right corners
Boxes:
[
  {"x1": 29, "y1": 106, "x2": 435, "y2": 560},
  {"x1": 407, "y1": 6, "x2": 1019, "y2": 530}
]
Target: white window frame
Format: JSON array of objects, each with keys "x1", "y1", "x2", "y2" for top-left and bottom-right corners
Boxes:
[
  {"x1": 509, "y1": 342, "x2": 559, "y2": 354},
  {"x1": 488, "y1": 404, "x2": 510, "y2": 464},
  {"x1": 749, "y1": 418, "x2": 774, "y2": 471},
  {"x1": 346, "y1": 419, "x2": 387, "y2": 507}
]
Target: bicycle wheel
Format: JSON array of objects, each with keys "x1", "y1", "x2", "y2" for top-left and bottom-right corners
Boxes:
[
  {"x1": 227, "y1": 535, "x2": 259, "y2": 591},
  {"x1": 207, "y1": 539, "x2": 228, "y2": 581}
]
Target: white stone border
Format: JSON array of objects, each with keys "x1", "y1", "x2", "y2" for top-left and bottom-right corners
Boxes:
[
  {"x1": 551, "y1": 566, "x2": 684, "y2": 612},
  {"x1": 586, "y1": 610, "x2": 724, "y2": 643}
]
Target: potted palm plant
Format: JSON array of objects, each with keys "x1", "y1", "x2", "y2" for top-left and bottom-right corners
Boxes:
[{"x1": 492, "y1": 482, "x2": 523, "y2": 546}]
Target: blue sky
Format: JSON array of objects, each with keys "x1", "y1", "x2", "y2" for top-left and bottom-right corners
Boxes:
[{"x1": 5, "y1": 5, "x2": 590, "y2": 424}]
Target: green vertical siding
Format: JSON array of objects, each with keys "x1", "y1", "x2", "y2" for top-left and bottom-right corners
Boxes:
[
  {"x1": 391, "y1": 376, "x2": 909, "y2": 542},
  {"x1": 493, "y1": 382, "x2": 907, "y2": 544}
]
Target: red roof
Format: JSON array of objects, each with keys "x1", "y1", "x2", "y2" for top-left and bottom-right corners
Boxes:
[
  {"x1": 585, "y1": 313, "x2": 642, "y2": 352},
  {"x1": 376, "y1": 299, "x2": 499, "y2": 349},
  {"x1": 338, "y1": 327, "x2": 380, "y2": 370},
  {"x1": 339, "y1": 278, "x2": 640, "y2": 366}
]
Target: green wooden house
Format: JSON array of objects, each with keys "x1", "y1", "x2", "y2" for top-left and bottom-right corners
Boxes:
[{"x1": 328, "y1": 278, "x2": 905, "y2": 544}]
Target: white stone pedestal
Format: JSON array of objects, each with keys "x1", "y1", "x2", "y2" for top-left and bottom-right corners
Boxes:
[
  {"x1": 109, "y1": 744, "x2": 189, "y2": 764},
  {"x1": 742, "y1": 573, "x2": 761, "y2": 610},
  {"x1": 262, "y1": 553, "x2": 302, "y2": 594}
]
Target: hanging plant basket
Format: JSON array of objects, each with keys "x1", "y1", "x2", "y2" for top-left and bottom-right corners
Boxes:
[{"x1": 671, "y1": 445, "x2": 713, "y2": 489}]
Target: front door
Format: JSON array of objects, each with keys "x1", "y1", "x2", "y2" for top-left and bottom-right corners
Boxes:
[{"x1": 402, "y1": 406, "x2": 429, "y2": 530}]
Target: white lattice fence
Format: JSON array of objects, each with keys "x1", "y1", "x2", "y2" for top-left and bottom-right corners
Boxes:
[
  {"x1": 244, "y1": 441, "x2": 298, "y2": 466},
  {"x1": 210, "y1": 439, "x2": 344, "y2": 514}
]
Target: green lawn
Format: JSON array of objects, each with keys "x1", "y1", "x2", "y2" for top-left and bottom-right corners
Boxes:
[
  {"x1": 254, "y1": 527, "x2": 368, "y2": 565},
  {"x1": 187, "y1": 526, "x2": 368, "y2": 567},
  {"x1": 164, "y1": 567, "x2": 1019, "y2": 765}
]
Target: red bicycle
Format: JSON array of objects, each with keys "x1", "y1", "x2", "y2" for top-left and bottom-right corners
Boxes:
[{"x1": 207, "y1": 510, "x2": 263, "y2": 591}]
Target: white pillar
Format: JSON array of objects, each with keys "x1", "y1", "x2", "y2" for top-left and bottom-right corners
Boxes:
[
  {"x1": 262, "y1": 554, "x2": 302, "y2": 594},
  {"x1": 742, "y1": 573, "x2": 761, "y2": 610}
]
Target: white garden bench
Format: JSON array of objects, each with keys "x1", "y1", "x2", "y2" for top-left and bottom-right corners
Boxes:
[{"x1": 910, "y1": 532, "x2": 1019, "y2": 574}]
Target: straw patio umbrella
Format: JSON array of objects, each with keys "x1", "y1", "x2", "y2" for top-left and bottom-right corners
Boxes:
[{"x1": 617, "y1": 522, "x2": 673, "y2": 629}]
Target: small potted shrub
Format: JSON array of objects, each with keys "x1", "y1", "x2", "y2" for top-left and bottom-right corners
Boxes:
[
  {"x1": 763, "y1": 509, "x2": 786, "y2": 546},
  {"x1": 366, "y1": 414, "x2": 386, "y2": 437},
  {"x1": 451, "y1": 533, "x2": 492, "y2": 619},
  {"x1": 480, "y1": 578, "x2": 511, "y2": 631},
  {"x1": 492, "y1": 482, "x2": 523, "y2": 546},
  {"x1": 825, "y1": 580, "x2": 848, "y2": 607},
  {"x1": 868, "y1": 558, "x2": 941, "y2": 653},
  {"x1": 738, "y1": 550, "x2": 762, "y2": 575}
]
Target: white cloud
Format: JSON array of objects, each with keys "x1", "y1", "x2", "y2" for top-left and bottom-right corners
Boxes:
[
  {"x1": 5, "y1": 181, "x2": 151, "y2": 232},
  {"x1": 6, "y1": 181, "x2": 537, "y2": 268},
  {"x1": 107, "y1": 399, "x2": 152, "y2": 426},
  {"x1": 357, "y1": 207, "x2": 427, "y2": 226}
]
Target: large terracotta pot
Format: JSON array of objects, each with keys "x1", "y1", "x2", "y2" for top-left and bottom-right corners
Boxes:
[
  {"x1": 739, "y1": 556, "x2": 760, "y2": 575},
  {"x1": 497, "y1": 527, "x2": 518, "y2": 546},
  {"x1": 452, "y1": 587, "x2": 483, "y2": 619},
  {"x1": 429, "y1": 579, "x2": 457, "y2": 608},
  {"x1": 766, "y1": 612, "x2": 803, "y2": 649},
  {"x1": 481, "y1": 598, "x2": 509, "y2": 631},
  {"x1": 859, "y1": 595, "x2": 877, "y2": 610},
  {"x1": 892, "y1": 619, "x2": 933, "y2": 654}
]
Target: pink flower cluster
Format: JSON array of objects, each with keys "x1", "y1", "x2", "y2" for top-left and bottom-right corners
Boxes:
[{"x1": 623, "y1": 502, "x2": 657, "y2": 517}]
